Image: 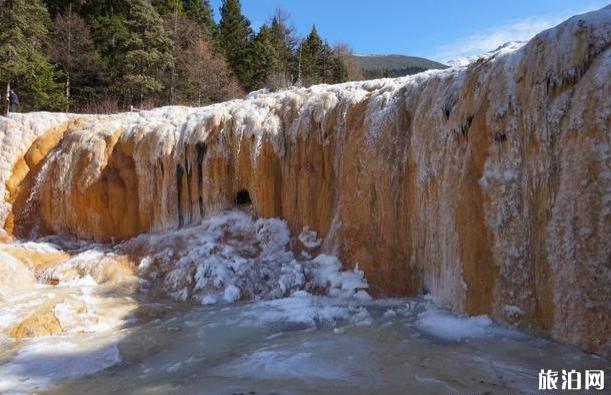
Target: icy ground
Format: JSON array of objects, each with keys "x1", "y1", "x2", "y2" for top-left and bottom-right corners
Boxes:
[{"x1": 0, "y1": 210, "x2": 608, "y2": 394}]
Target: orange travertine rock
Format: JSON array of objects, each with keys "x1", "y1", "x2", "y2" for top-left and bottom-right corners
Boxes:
[
  {"x1": 0, "y1": 9, "x2": 609, "y2": 355},
  {"x1": 9, "y1": 304, "x2": 63, "y2": 339}
]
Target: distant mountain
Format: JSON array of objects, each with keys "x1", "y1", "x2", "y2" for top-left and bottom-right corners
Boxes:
[
  {"x1": 445, "y1": 41, "x2": 526, "y2": 68},
  {"x1": 352, "y1": 54, "x2": 448, "y2": 79}
]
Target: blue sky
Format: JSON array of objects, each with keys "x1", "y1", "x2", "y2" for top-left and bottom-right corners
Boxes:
[{"x1": 208, "y1": 0, "x2": 609, "y2": 62}]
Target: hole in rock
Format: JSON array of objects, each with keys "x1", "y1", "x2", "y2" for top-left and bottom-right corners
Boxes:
[
  {"x1": 235, "y1": 190, "x2": 252, "y2": 206},
  {"x1": 494, "y1": 132, "x2": 507, "y2": 142}
]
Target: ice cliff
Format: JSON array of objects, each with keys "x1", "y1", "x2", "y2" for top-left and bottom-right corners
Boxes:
[{"x1": 1, "y1": 8, "x2": 609, "y2": 355}]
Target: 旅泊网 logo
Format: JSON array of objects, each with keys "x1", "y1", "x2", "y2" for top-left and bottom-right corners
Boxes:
[{"x1": 538, "y1": 369, "x2": 605, "y2": 391}]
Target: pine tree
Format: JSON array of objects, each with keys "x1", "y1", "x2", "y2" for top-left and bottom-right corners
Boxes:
[
  {"x1": 218, "y1": 0, "x2": 254, "y2": 90},
  {"x1": 298, "y1": 25, "x2": 348, "y2": 86},
  {"x1": 267, "y1": 9, "x2": 297, "y2": 88},
  {"x1": 250, "y1": 25, "x2": 279, "y2": 90},
  {"x1": 157, "y1": 0, "x2": 184, "y2": 104},
  {"x1": 331, "y1": 54, "x2": 348, "y2": 83},
  {"x1": 0, "y1": 0, "x2": 67, "y2": 114},
  {"x1": 152, "y1": 0, "x2": 182, "y2": 16},
  {"x1": 318, "y1": 42, "x2": 347, "y2": 84},
  {"x1": 183, "y1": 0, "x2": 216, "y2": 37},
  {"x1": 120, "y1": 0, "x2": 173, "y2": 107},
  {"x1": 79, "y1": 0, "x2": 129, "y2": 17},
  {"x1": 88, "y1": 14, "x2": 130, "y2": 69},
  {"x1": 299, "y1": 25, "x2": 323, "y2": 86}
]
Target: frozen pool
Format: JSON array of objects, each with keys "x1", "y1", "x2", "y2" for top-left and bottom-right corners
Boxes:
[{"x1": 1, "y1": 292, "x2": 608, "y2": 394}]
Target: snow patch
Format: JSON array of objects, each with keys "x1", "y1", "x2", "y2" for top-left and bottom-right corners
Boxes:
[
  {"x1": 0, "y1": 338, "x2": 120, "y2": 392},
  {"x1": 415, "y1": 306, "x2": 495, "y2": 341},
  {"x1": 132, "y1": 210, "x2": 370, "y2": 304},
  {"x1": 298, "y1": 226, "x2": 322, "y2": 249}
]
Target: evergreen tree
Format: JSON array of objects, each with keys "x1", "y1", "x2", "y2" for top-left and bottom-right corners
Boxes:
[
  {"x1": 120, "y1": 0, "x2": 173, "y2": 106},
  {"x1": 267, "y1": 9, "x2": 297, "y2": 88},
  {"x1": 7, "y1": 0, "x2": 355, "y2": 113},
  {"x1": 299, "y1": 25, "x2": 348, "y2": 86},
  {"x1": 80, "y1": 0, "x2": 129, "y2": 18},
  {"x1": 218, "y1": 0, "x2": 254, "y2": 90},
  {"x1": 183, "y1": 0, "x2": 216, "y2": 37},
  {"x1": 0, "y1": 0, "x2": 66, "y2": 114},
  {"x1": 88, "y1": 14, "x2": 130, "y2": 70},
  {"x1": 152, "y1": 0, "x2": 183, "y2": 16},
  {"x1": 299, "y1": 25, "x2": 323, "y2": 85},
  {"x1": 319, "y1": 42, "x2": 347, "y2": 83},
  {"x1": 332, "y1": 55, "x2": 349, "y2": 83},
  {"x1": 250, "y1": 25, "x2": 279, "y2": 90},
  {"x1": 44, "y1": 0, "x2": 84, "y2": 16},
  {"x1": 157, "y1": 0, "x2": 184, "y2": 104}
]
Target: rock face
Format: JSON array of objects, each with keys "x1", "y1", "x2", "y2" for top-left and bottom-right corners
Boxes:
[{"x1": 1, "y1": 9, "x2": 610, "y2": 355}]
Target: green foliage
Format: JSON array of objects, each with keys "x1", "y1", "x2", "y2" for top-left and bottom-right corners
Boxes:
[
  {"x1": 183, "y1": 0, "x2": 216, "y2": 37},
  {"x1": 120, "y1": 0, "x2": 173, "y2": 104},
  {"x1": 44, "y1": 0, "x2": 84, "y2": 16},
  {"x1": 3, "y1": 0, "x2": 357, "y2": 112},
  {"x1": 152, "y1": 0, "x2": 183, "y2": 16},
  {"x1": 21, "y1": 55, "x2": 69, "y2": 110},
  {"x1": 89, "y1": 14, "x2": 130, "y2": 68},
  {"x1": 332, "y1": 56, "x2": 349, "y2": 83},
  {"x1": 299, "y1": 25, "x2": 323, "y2": 84},
  {"x1": 79, "y1": 0, "x2": 129, "y2": 18},
  {"x1": 218, "y1": 0, "x2": 254, "y2": 89},
  {"x1": 0, "y1": 0, "x2": 66, "y2": 112},
  {"x1": 298, "y1": 25, "x2": 346, "y2": 86},
  {"x1": 267, "y1": 12, "x2": 298, "y2": 87},
  {"x1": 249, "y1": 25, "x2": 279, "y2": 89}
]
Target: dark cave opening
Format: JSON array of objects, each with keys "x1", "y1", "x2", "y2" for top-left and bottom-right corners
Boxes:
[{"x1": 234, "y1": 189, "x2": 252, "y2": 206}]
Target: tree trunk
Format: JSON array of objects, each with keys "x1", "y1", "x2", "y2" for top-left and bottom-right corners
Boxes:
[
  {"x1": 66, "y1": 3, "x2": 72, "y2": 112},
  {"x1": 297, "y1": 45, "x2": 302, "y2": 86},
  {"x1": 66, "y1": 74, "x2": 71, "y2": 112},
  {"x1": 170, "y1": 6, "x2": 179, "y2": 105}
]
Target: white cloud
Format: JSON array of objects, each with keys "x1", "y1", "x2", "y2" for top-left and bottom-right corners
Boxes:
[{"x1": 431, "y1": 6, "x2": 602, "y2": 64}]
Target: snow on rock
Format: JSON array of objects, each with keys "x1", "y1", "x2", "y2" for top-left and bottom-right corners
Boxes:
[
  {"x1": 128, "y1": 210, "x2": 370, "y2": 304},
  {"x1": 0, "y1": 112, "x2": 75, "y2": 226},
  {"x1": 310, "y1": 254, "x2": 370, "y2": 299},
  {"x1": 446, "y1": 41, "x2": 527, "y2": 68},
  {"x1": 298, "y1": 226, "x2": 322, "y2": 249},
  {"x1": 0, "y1": 251, "x2": 37, "y2": 298}
]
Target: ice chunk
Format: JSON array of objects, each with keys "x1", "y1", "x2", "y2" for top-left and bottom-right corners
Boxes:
[
  {"x1": 298, "y1": 226, "x2": 322, "y2": 249},
  {"x1": 415, "y1": 306, "x2": 494, "y2": 341},
  {"x1": 311, "y1": 255, "x2": 370, "y2": 299},
  {"x1": 223, "y1": 285, "x2": 240, "y2": 303}
]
